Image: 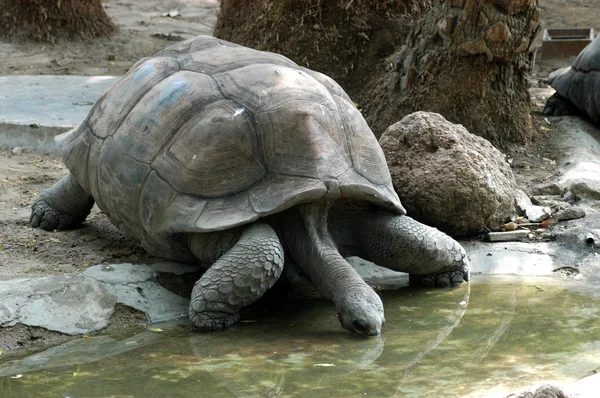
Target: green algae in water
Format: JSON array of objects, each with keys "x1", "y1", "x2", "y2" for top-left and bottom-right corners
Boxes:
[{"x1": 1, "y1": 276, "x2": 599, "y2": 398}]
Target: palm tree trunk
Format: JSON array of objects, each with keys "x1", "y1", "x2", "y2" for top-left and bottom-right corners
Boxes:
[{"x1": 0, "y1": 0, "x2": 114, "y2": 42}]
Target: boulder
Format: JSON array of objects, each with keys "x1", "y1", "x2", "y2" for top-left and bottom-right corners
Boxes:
[
  {"x1": 505, "y1": 383, "x2": 572, "y2": 398},
  {"x1": 379, "y1": 112, "x2": 517, "y2": 237}
]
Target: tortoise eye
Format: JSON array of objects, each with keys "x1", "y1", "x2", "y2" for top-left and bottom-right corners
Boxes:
[{"x1": 352, "y1": 320, "x2": 369, "y2": 334}]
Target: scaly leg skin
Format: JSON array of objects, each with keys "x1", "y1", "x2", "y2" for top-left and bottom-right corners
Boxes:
[
  {"x1": 543, "y1": 93, "x2": 581, "y2": 117},
  {"x1": 354, "y1": 213, "x2": 470, "y2": 288},
  {"x1": 30, "y1": 173, "x2": 95, "y2": 231},
  {"x1": 187, "y1": 223, "x2": 284, "y2": 331}
]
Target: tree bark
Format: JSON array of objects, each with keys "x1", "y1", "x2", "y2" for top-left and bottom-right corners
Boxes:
[
  {"x1": 363, "y1": 0, "x2": 541, "y2": 145},
  {"x1": 0, "y1": 0, "x2": 114, "y2": 42}
]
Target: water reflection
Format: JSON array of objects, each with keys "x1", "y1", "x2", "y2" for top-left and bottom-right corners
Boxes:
[{"x1": 1, "y1": 276, "x2": 599, "y2": 398}]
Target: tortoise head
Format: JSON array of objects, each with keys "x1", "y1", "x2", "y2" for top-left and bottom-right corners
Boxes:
[{"x1": 336, "y1": 289, "x2": 385, "y2": 336}]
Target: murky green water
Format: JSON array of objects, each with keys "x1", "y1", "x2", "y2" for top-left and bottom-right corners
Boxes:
[{"x1": 1, "y1": 275, "x2": 599, "y2": 398}]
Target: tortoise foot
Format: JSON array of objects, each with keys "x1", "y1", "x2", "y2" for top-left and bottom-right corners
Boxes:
[
  {"x1": 30, "y1": 196, "x2": 86, "y2": 230},
  {"x1": 189, "y1": 307, "x2": 240, "y2": 331},
  {"x1": 30, "y1": 173, "x2": 94, "y2": 231}
]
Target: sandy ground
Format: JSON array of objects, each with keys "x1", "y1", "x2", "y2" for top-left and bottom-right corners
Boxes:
[{"x1": 0, "y1": 0, "x2": 219, "y2": 76}]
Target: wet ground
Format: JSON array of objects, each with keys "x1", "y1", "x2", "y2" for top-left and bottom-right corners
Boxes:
[{"x1": 1, "y1": 275, "x2": 599, "y2": 398}]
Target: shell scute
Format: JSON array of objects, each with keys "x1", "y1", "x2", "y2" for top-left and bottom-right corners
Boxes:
[
  {"x1": 87, "y1": 57, "x2": 180, "y2": 139},
  {"x1": 152, "y1": 99, "x2": 267, "y2": 198},
  {"x1": 112, "y1": 71, "x2": 220, "y2": 164}
]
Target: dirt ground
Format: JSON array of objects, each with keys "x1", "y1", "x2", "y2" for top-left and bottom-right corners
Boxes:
[{"x1": 0, "y1": 2, "x2": 598, "y2": 280}]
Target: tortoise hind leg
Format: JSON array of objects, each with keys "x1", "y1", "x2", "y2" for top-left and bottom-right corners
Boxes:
[
  {"x1": 543, "y1": 93, "x2": 581, "y2": 117},
  {"x1": 351, "y1": 213, "x2": 470, "y2": 288},
  {"x1": 188, "y1": 223, "x2": 284, "y2": 330},
  {"x1": 30, "y1": 173, "x2": 95, "y2": 231}
]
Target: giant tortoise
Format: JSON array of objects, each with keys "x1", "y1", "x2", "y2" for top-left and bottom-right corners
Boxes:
[
  {"x1": 544, "y1": 34, "x2": 600, "y2": 125},
  {"x1": 30, "y1": 35, "x2": 470, "y2": 336}
]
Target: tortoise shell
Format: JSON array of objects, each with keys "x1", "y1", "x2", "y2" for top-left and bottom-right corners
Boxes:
[
  {"x1": 57, "y1": 35, "x2": 403, "y2": 258},
  {"x1": 548, "y1": 35, "x2": 600, "y2": 124}
]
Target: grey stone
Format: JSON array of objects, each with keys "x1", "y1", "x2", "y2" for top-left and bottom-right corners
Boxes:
[
  {"x1": 530, "y1": 195, "x2": 571, "y2": 211},
  {"x1": 532, "y1": 182, "x2": 565, "y2": 196},
  {"x1": 0, "y1": 263, "x2": 193, "y2": 335},
  {"x1": 555, "y1": 207, "x2": 586, "y2": 221},
  {"x1": 515, "y1": 189, "x2": 533, "y2": 216},
  {"x1": 83, "y1": 263, "x2": 190, "y2": 323},
  {"x1": 0, "y1": 274, "x2": 116, "y2": 335},
  {"x1": 525, "y1": 205, "x2": 551, "y2": 222},
  {"x1": 380, "y1": 112, "x2": 517, "y2": 237},
  {"x1": 561, "y1": 190, "x2": 578, "y2": 204},
  {"x1": 347, "y1": 257, "x2": 408, "y2": 288}
]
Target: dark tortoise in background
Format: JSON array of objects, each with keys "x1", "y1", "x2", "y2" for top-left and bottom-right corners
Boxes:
[
  {"x1": 30, "y1": 35, "x2": 469, "y2": 336},
  {"x1": 544, "y1": 35, "x2": 600, "y2": 125}
]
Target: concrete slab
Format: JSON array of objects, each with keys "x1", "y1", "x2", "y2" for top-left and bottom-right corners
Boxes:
[
  {"x1": 0, "y1": 75, "x2": 118, "y2": 152},
  {"x1": 462, "y1": 241, "x2": 557, "y2": 276}
]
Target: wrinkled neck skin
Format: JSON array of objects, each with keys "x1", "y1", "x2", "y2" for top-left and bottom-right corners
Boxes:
[{"x1": 271, "y1": 200, "x2": 385, "y2": 336}]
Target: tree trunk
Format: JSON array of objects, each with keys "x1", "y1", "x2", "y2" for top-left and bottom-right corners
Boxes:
[
  {"x1": 0, "y1": 0, "x2": 114, "y2": 42},
  {"x1": 363, "y1": 0, "x2": 541, "y2": 145},
  {"x1": 214, "y1": 0, "x2": 418, "y2": 99}
]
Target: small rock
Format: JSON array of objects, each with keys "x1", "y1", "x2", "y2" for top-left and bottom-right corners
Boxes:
[
  {"x1": 12, "y1": 147, "x2": 23, "y2": 155},
  {"x1": 525, "y1": 205, "x2": 551, "y2": 222},
  {"x1": 488, "y1": 230, "x2": 530, "y2": 242},
  {"x1": 561, "y1": 190, "x2": 578, "y2": 204},
  {"x1": 554, "y1": 207, "x2": 586, "y2": 221},
  {"x1": 500, "y1": 221, "x2": 518, "y2": 231},
  {"x1": 107, "y1": 54, "x2": 116, "y2": 61},
  {"x1": 531, "y1": 195, "x2": 561, "y2": 204},
  {"x1": 532, "y1": 182, "x2": 564, "y2": 196},
  {"x1": 530, "y1": 195, "x2": 571, "y2": 211},
  {"x1": 515, "y1": 189, "x2": 532, "y2": 215}
]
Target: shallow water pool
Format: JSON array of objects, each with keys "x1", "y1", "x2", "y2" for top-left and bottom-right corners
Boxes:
[{"x1": 1, "y1": 275, "x2": 599, "y2": 397}]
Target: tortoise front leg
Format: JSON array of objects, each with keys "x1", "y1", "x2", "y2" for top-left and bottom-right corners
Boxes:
[
  {"x1": 353, "y1": 213, "x2": 470, "y2": 287},
  {"x1": 30, "y1": 173, "x2": 95, "y2": 230},
  {"x1": 187, "y1": 223, "x2": 284, "y2": 330}
]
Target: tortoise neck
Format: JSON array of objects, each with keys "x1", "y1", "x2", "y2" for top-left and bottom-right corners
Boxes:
[{"x1": 274, "y1": 201, "x2": 366, "y2": 304}]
